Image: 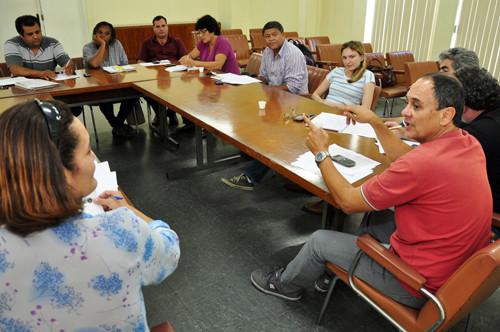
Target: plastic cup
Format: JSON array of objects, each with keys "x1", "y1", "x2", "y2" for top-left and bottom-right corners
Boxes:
[
  {"x1": 199, "y1": 67, "x2": 204, "y2": 73},
  {"x1": 258, "y1": 101, "x2": 266, "y2": 109}
]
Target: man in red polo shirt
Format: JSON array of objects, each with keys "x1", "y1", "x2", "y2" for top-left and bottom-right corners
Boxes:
[
  {"x1": 138, "y1": 15, "x2": 188, "y2": 126},
  {"x1": 250, "y1": 72, "x2": 491, "y2": 308}
]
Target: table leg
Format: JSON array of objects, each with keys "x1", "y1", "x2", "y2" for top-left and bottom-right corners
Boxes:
[{"x1": 158, "y1": 104, "x2": 179, "y2": 151}]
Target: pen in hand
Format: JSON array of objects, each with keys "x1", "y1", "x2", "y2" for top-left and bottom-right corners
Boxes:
[{"x1": 389, "y1": 121, "x2": 406, "y2": 130}]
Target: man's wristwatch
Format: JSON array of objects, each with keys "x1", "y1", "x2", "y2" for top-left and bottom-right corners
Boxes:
[{"x1": 315, "y1": 151, "x2": 331, "y2": 165}]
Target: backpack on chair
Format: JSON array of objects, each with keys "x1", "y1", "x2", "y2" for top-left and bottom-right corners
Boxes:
[{"x1": 288, "y1": 39, "x2": 316, "y2": 66}]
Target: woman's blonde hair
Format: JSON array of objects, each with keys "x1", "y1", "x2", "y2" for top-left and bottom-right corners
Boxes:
[{"x1": 341, "y1": 41, "x2": 366, "y2": 83}]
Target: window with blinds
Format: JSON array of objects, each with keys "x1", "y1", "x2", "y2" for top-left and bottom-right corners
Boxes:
[{"x1": 455, "y1": 0, "x2": 500, "y2": 79}]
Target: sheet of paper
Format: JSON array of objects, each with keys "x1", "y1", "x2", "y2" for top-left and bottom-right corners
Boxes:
[
  {"x1": 291, "y1": 144, "x2": 380, "y2": 183},
  {"x1": 0, "y1": 76, "x2": 29, "y2": 87},
  {"x1": 310, "y1": 112, "x2": 348, "y2": 131},
  {"x1": 341, "y1": 122, "x2": 378, "y2": 139},
  {"x1": 103, "y1": 65, "x2": 137, "y2": 73},
  {"x1": 139, "y1": 60, "x2": 171, "y2": 67},
  {"x1": 82, "y1": 161, "x2": 119, "y2": 216},
  {"x1": 54, "y1": 73, "x2": 79, "y2": 81},
  {"x1": 375, "y1": 139, "x2": 421, "y2": 154},
  {"x1": 14, "y1": 79, "x2": 60, "y2": 90},
  {"x1": 166, "y1": 65, "x2": 189, "y2": 72},
  {"x1": 211, "y1": 73, "x2": 261, "y2": 85}
]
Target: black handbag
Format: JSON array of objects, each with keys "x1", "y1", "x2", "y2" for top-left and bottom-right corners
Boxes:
[{"x1": 367, "y1": 58, "x2": 397, "y2": 87}]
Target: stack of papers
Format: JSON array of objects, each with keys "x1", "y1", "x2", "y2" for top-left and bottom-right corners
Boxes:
[
  {"x1": 140, "y1": 60, "x2": 172, "y2": 67},
  {"x1": 166, "y1": 65, "x2": 198, "y2": 72},
  {"x1": 211, "y1": 73, "x2": 261, "y2": 85},
  {"x1": 311, "y1": 112, "x2": 377, "y2": 139},
  {"x1": 82, "y1": 161, "x2": 119, "y2": 216},
  {"x1": 292, "y1": 144, "x2": 380, "y2": 184},
  {"x1": 0, "y1": 76, "x2": 29, "y2": 87},
  {"x1": 102, "y1": 65, "x2": 137, "y2": 73},
  {"x1": 14, "y1": 79, "x2": 60, "y2": 90},
  {"x1": 54, "y1": 73, "x2": 79, "y2": 81}
]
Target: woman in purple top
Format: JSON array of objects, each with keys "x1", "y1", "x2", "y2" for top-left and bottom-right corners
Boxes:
[{"x1": 180, "y1": 15, "x2": 240, "y2": 75}]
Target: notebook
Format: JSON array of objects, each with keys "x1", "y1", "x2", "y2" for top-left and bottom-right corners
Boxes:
[{"x1": 14, "y1": 79, "x2": 60, "y2": 90}]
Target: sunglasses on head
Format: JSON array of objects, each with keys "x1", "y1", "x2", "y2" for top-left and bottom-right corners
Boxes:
[{"x1": 35, "y1": 98, "x2": 62, "y2": 146}]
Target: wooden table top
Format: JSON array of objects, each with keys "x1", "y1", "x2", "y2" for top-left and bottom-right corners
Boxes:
[
  {"x1": 0, "y1": 93, "x2": 54, "y2": 113},
  {"x1": 133, "y1": 77, "x2": 391, "y2": 206}
]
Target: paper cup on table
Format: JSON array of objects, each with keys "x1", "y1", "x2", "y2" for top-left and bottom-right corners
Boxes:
[
  {"x1": 258, "y1": 101, "x2": 266, "y2": 109},
  {"x1": 199, "y1": 67, "x2": 204, "y2": 73}
]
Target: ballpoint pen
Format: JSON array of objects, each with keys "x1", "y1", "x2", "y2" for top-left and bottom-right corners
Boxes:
[
  {"x1": 61, "y1": 59, "x2": 71, "y2": 74},
  {"x1": 389, "y1": 120, "x2": 406, "y2": 130}
]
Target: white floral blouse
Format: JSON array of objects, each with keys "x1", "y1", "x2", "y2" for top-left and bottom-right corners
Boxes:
[{"x1": 0, "y1": 207, "x2": 180, "y2": 331}]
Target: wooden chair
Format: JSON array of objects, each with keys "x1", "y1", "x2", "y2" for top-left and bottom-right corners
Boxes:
[
  {"x1": 363, "y1": 43, "x2": 373, "y2": 53},
  {"x1": 221, "y1": 29, "x2": 243, "y2": 35},
  {"x1": 364, "y1": 53, "x2": 385, "y2": 69},
  {"x1": 306, "y1": 36, "x2": 331, "y2": 61},
  {"x1": 244, "y1": 52, "x2": 262, "y2": 76},
  {"x1": 249, "y1": 28, "x2": 262, "y2": 35},
  {"x1": 250, "y1": 33, "x2": 267, "y2": 53},
  {"x1": 493, "y1": 212, "x2": 500, "y2": 230},
  {"x1": 151, "y1": 321, "x2": 175, "y2": 332},
  {"x1": 300, "y1": 65, "x2": 329, "y2": 99},
  {"x1": 318, "y1": 234, "x2": 500, "y2": 331},
  {"x1": 191, "y1": 31, "x2": 201, "y2": 48},
  {"x1": 283, "y1": 31, "x2": 299, "y2": 39},
  {"x1": 316, "y1": 44, "x2": 343, "y2": 70},
  {"x1": 370, "y1": 85, "x2": 382, "y2": 112},
  {"x1": 225, "y1": 34, "x2": 251, "y2": 68},
  {"x1": 0, "y1": 62, "x2": 11, "y2": 77},
  {"x1": 404, "y1": 61, "x2": 440, "y2": 87},
  {"x1": 378, "y1": 51, "x2": 415, "y2": 116}
]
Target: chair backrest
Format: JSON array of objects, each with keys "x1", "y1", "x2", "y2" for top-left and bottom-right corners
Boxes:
[
  {"x1": 71, "y1": 57, "x2": 84, "y2": 71},
  {"x1": 225, "y1": 35, "x2": 251, "y2": 61},
  {"x1": 386, "y1": 51, "x2": 415, "y2": 84},
  {"x1": 404, "y1": 61, "x2": 439, "y2": 88},
  {"x1": 283, "y1": 31, "x2": 299, "y2": 38},
  {"x1": 370, "y1": 85, "x2": 382, "y2": 112},
  {"x1": 316, "y1": 43, "x2": 343, "y2": 67},
  {"x1": 364, "y1": 53, "x2": 386, "y2": 68},
  {"x1": 305, "y1": 36, "x2": 331, "y2": 54},
  {"x1": 306, "y1": 65, "x2": 329, "y2": 96},
  {"x1": 250, "y1": 33, "x2": 267, "y2": 52},
  {"x1": 191, "y1": 31, "x2": 201, "y2": 47},
  {"x1": 363, "y1": 43, "x2": 373, "y2": 53},
  {"x1": 249, "y1": 28, "x2": 262, "y2": 35},
  {"x1": 0, "y1": 62, "x2": 11, "y2": 77},
  {"x1": 416, "y1": 239, "x2": 500, "y2": 331},
  {"x1": 221, "y1": 29, "x2": 243, "y2": 35},
  {"x1": 245, "y1": 52, "x2": 262, "y2": 75}
]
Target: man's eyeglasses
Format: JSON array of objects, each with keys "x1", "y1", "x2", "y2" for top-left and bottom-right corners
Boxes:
[
  {"x1": 35, "y1": 98, "x2": 62, "y2": 146},
  {"x1": 197, "y1": 29, "x2": 208, "y2": 36}
]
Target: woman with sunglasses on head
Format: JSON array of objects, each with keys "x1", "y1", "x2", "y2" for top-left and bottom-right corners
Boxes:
[
  {"x1": 83, "y1": 21, "x2": 137, "y2": 138},
  {"x1": 179, "y1": 15, "x2": 240, "y2": 75},
  {"x1": 304, "y1": 41, "x2": 375, "y2": 215},
  {"x1": 0, "y1": 100, "x2": 180, "y2": 330},
  {"x1": 312, "y1": 40, "x2": 375, "y2": 109}
]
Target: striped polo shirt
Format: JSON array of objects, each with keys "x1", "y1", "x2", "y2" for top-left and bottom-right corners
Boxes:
[{"x1": 326, "y1": 67, "x2": 375, "y2": 105}]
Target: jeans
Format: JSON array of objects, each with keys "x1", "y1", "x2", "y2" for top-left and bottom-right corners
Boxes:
[
  {"x1": 280, "y1": 210, "x2": 427, "y2": 309},
  {"x1": 98, "y1": 99, "x2": 136, "y2": 128},
  {"x1": 243, "y1": 160, "x2": 270, "y2": 185}
]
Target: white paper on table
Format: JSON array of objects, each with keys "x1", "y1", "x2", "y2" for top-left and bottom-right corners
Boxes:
[
  {"x1": 291, "y1": 144, "x2": 380, "y2": 184},
  {"x1": 54, "y1": 73, "x2": 79, "y2": 80},
  {"x1": 0, "y1": 76, "x2": 29, "y2": 87},
  {"x1": 166, "y1": 65, "x2": 188, "y2": 72},
  {"x1": 139, "y1": 60, "x2": 171, "y2": 67},
  {"x1": 103, "y1": 65, "x2": 137, "y2": 73},
  {"x1": 375, "y1": 139, "x2": 421, "y2": 154},
  {"x1": 310, "y1": 112, "x2": 348, "y2": 131},
  {"x1": 211, "y1": 73, "x2": 261, "y2": 85},
  {"x1": 341, "y1": 122, "x2": 378, "y2": 139},
  {"x1": 82, "y1": 161, "x2": 119, "y2": 216}
]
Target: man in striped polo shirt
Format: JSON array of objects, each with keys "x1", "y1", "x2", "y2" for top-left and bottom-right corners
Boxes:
[{"x1": 4, "y1": 15, "x2": 75, "y2": 80}]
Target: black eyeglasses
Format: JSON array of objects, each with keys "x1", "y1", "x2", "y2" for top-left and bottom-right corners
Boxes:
[{"x1": 35, "y1": 98, "x2": 62, "y2": 146}]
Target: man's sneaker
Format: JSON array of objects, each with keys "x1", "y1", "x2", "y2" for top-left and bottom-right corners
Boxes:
[
  {"x1": 221, "y1": 174, "x2": 254, "y2": 191},
  {"x1": 250, "y1": 267, "x2": 302, "y2": 301},
  {"x1": 314, "y1": 271, "x2": 334, "y2": 293}
]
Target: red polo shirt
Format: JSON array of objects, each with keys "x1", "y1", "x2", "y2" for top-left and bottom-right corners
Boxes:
[{"x1": 137, "y1": 35, "x2": 188, "y2": 62}]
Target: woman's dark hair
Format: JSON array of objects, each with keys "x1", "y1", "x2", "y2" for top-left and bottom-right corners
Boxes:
[
  {"x1": 92, "y1": 21, "x2": 117, "y2": 44},
  {"x1": 454, "y1": 67, "x2": 500, "y2": 111},
  {"x1": 0, "y1": 100, "x2": 82, "y2": 235},
  {"x1": 195, "y1": 15, "x2": 220, "y2": 36},
  {"x1": 341, "y1": 41, "x2": 367, "y2": 83}
]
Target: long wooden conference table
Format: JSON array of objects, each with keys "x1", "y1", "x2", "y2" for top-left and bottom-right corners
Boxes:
[{"x1": 0, "y1": 64, "x2": 391, "y2": 229}]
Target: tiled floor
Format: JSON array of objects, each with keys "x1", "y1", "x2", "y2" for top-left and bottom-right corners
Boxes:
[{"x1": 84, "y1": 98, "x2": 499, "y2": 331}]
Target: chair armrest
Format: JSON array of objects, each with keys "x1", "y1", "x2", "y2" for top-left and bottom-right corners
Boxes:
[
  {"x1": 316, "y1": 60, "x2": 339, "y2": 67},
  {"x1": 356, "y1": 234, "x2": 426, "y2": 291},
  {"x1": 393, "y1": 69, "x2": 405, "y2": 74},
  {"x1": 299, "y1": 93, "x2": 312, "y2": 99},
  {"x1": 493, "y1": 212, "x2": 500, "y2": 228},
  {"x1": 251, "y1": 47, "x2": 264, "y2": 53}
]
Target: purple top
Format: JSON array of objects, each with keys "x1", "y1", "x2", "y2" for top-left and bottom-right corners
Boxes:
[{"x1": 196, "y1": 35, "x2": 240, "y2": 75}]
